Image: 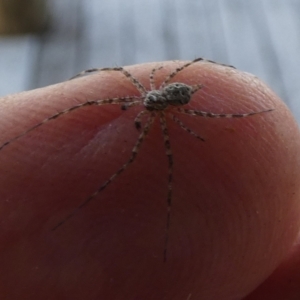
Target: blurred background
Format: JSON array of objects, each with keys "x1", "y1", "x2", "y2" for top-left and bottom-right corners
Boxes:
[{"x1": 0, "y1": 0, "x2": 299, "y2": 122}]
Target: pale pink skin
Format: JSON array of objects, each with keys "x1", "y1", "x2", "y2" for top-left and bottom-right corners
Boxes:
[{"x1": 0, "y1": 61, "x2": 299, "y2": 300}]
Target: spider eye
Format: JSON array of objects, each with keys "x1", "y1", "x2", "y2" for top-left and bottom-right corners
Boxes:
[{"x1": 149, "y1": 95, "x2": 155, "y2": 101}]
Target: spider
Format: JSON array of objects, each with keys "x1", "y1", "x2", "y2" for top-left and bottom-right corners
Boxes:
[{"x1": 0, "y1": 58, "x2": 274, "y2": 261}]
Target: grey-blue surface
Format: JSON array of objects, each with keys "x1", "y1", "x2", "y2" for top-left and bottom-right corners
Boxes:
[{"x1": 0, "y1": 0, "x2": 299, "y2": 122}]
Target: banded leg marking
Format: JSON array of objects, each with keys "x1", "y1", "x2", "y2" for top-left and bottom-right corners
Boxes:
[
  {"x1": 52, "y1": 113, "x2": 156, "y2": 230},
  {"x1": 0, "y1": 96, "x2": 141, "y2": 152}
]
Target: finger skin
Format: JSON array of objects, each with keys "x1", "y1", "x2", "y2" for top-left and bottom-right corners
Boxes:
[
  {"x1": 0, "y1": 61, "x2": 299, "y2": 300},
  {"x1": 244, "y1": 236, "x2": 300, "y2": 300}
]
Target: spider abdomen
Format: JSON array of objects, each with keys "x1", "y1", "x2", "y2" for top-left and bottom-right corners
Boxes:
[
  {"x1": 163, "y1": 82, "x2": 193, "y2": 106},
  {"x1": 144, "y1": 82, "x2": 193, "y2": 111}
]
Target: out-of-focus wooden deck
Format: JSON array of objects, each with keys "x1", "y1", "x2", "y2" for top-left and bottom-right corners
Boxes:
[{"x1": 0, "y1": 0, "x2": 299, "y2": 122}]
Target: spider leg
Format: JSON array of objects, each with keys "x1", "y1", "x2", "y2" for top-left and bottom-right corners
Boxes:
[
  {"x1": 0, "y1": 96, "x2": 141, "y2": 152},
  {"x1": 160, "y1": 58, "x2": 236, "y2": 89},
  {"x1": 101, "y1": 67, "x2": 147, "y2": 96},
  {"x1": 191, "y1": 84, "x2": 203, "y2": 95},
  {"x1": 70, "y1": 66, "x2": 147, "y2": 96},
  {"x1": 69, "y1": 68, "x2": 103, "y2": 80},
  {"x1": 52, "y1": 112, "x2": 156, "y2": 230},
  {"x1": 170, "y1": 113, "x2": 205, "y2": 141},
  {"x1": 160, "y1": 58, "x2": 204, "y2": 89},
  {"x1": 176, "y1": 107, "x2": 274, "y2": 118},
  {"x1": 134, "y1": 110, "x2": 150, "y2": 130},
  {"x1": 121, "y1": 101, "x2": 144, "y2": 111},
  {"x1": 149, "y1": 66, "x2": 163, "y2": 90},
  {"x1": 159, "y1": 111, "x2": 174, "y2": 262},
  {"x1": 205, "y1": 59, "x2": 236, "y2": 69}
]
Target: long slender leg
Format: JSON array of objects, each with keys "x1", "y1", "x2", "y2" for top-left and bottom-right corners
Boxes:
[
  {"x1": 70, "y1": 68, "x2": 103, "y2": 80},
  {"x1": 205, "y1": 59, "x2": 235, "y2": 69},
  {"x1": 0, "y1": 96, "x2": 142, "y2": 152},
  {"x1": 70, "y1": 67, "x2": 147, "y2": 96},
  {"x1": 191, "y1": 84, "x2": 203, "y2": 95},
  {"x1": 176, "y1": 107, "x2": 274, "y2": 118},
  {"x1": 160, "y1": 58, "x2": 236, "y2": 89},
  {"x1": 134, "y1": 110, "x2": 150, "y2": 130},
  {"x1": 52, "y1": 112, "x2": 156, "y2": 230},
  {"x1": 101, "y1": 67, "x2": 147, "y2": 96},
  {"x1": 149, "y1": 66, "x2": 163, "y2": 90},
  {"x1": 160, "y1": 58, "x2": 204, "y2": 89},
  {"x1": 170, "y1": 114, "x2": 205, "y2": 141},
  {"x1": 121, "y1": 101, "x2": 143, "y2": 111},
  {"x1": 159, "y1": 112, "x2": 174, "y2": 262}
]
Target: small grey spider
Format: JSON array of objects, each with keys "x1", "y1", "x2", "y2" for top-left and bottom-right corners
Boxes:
[{"x1": 0, "y1": 58, "x2": 274, "y2": 261}]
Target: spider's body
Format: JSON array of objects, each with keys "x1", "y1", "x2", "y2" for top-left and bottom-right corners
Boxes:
[
  {"x1": 144, "y1": 83, "x2": 195, "y2": 111},
  {"x1": 0, "y1": 58, "x2": 274, "y2": 261}
]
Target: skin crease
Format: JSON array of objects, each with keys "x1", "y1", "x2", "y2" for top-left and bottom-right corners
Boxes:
[{"x1": 0, "y1": 61, "x2": 299, "y2": 300}]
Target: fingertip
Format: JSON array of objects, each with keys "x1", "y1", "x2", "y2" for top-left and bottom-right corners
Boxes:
[{"x1": 0, "y1": 59, "x2": 300, "y2": 300}]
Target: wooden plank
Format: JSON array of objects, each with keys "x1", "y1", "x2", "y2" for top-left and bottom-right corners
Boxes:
[
  {"x1": 218, "y1": 0, "x2": 290, "y2": 109},
  {"x1": 0, "y1": 35, "x2": 38, "y2": 96},
  {"x1": 0, "y1": 0, "x2": 298, "y2": 126},
  {"x1": 118, "y1": 0, "x2": 137, "y2": 65},
  {"x1": 159, "y1": 0, "x2": 181, "y2": 60},
  {"x1": 262, "y1": 0, "x2": 300, "y2": 122},
  {"x1": 201, "y1": 0, "x2": 230, "y2": 64},
  {"x1": 77, "y1": 0, "x2": 123, "y2": 70},
  {"x1": 31, "y1": 0, "x2": 81, "y2": 89},
  {"x1": 243, "y1": 0, "x2": 290, "y2": 105},
  {"x1": 175, "y1": 0, "x2": 213, "y2": 60},
  {"x1": 133, "y1": 0, "x2": 169, "y2": 63},
  {"x1": 218, "y1": 0, "x2": 268, "y2": 77}
]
